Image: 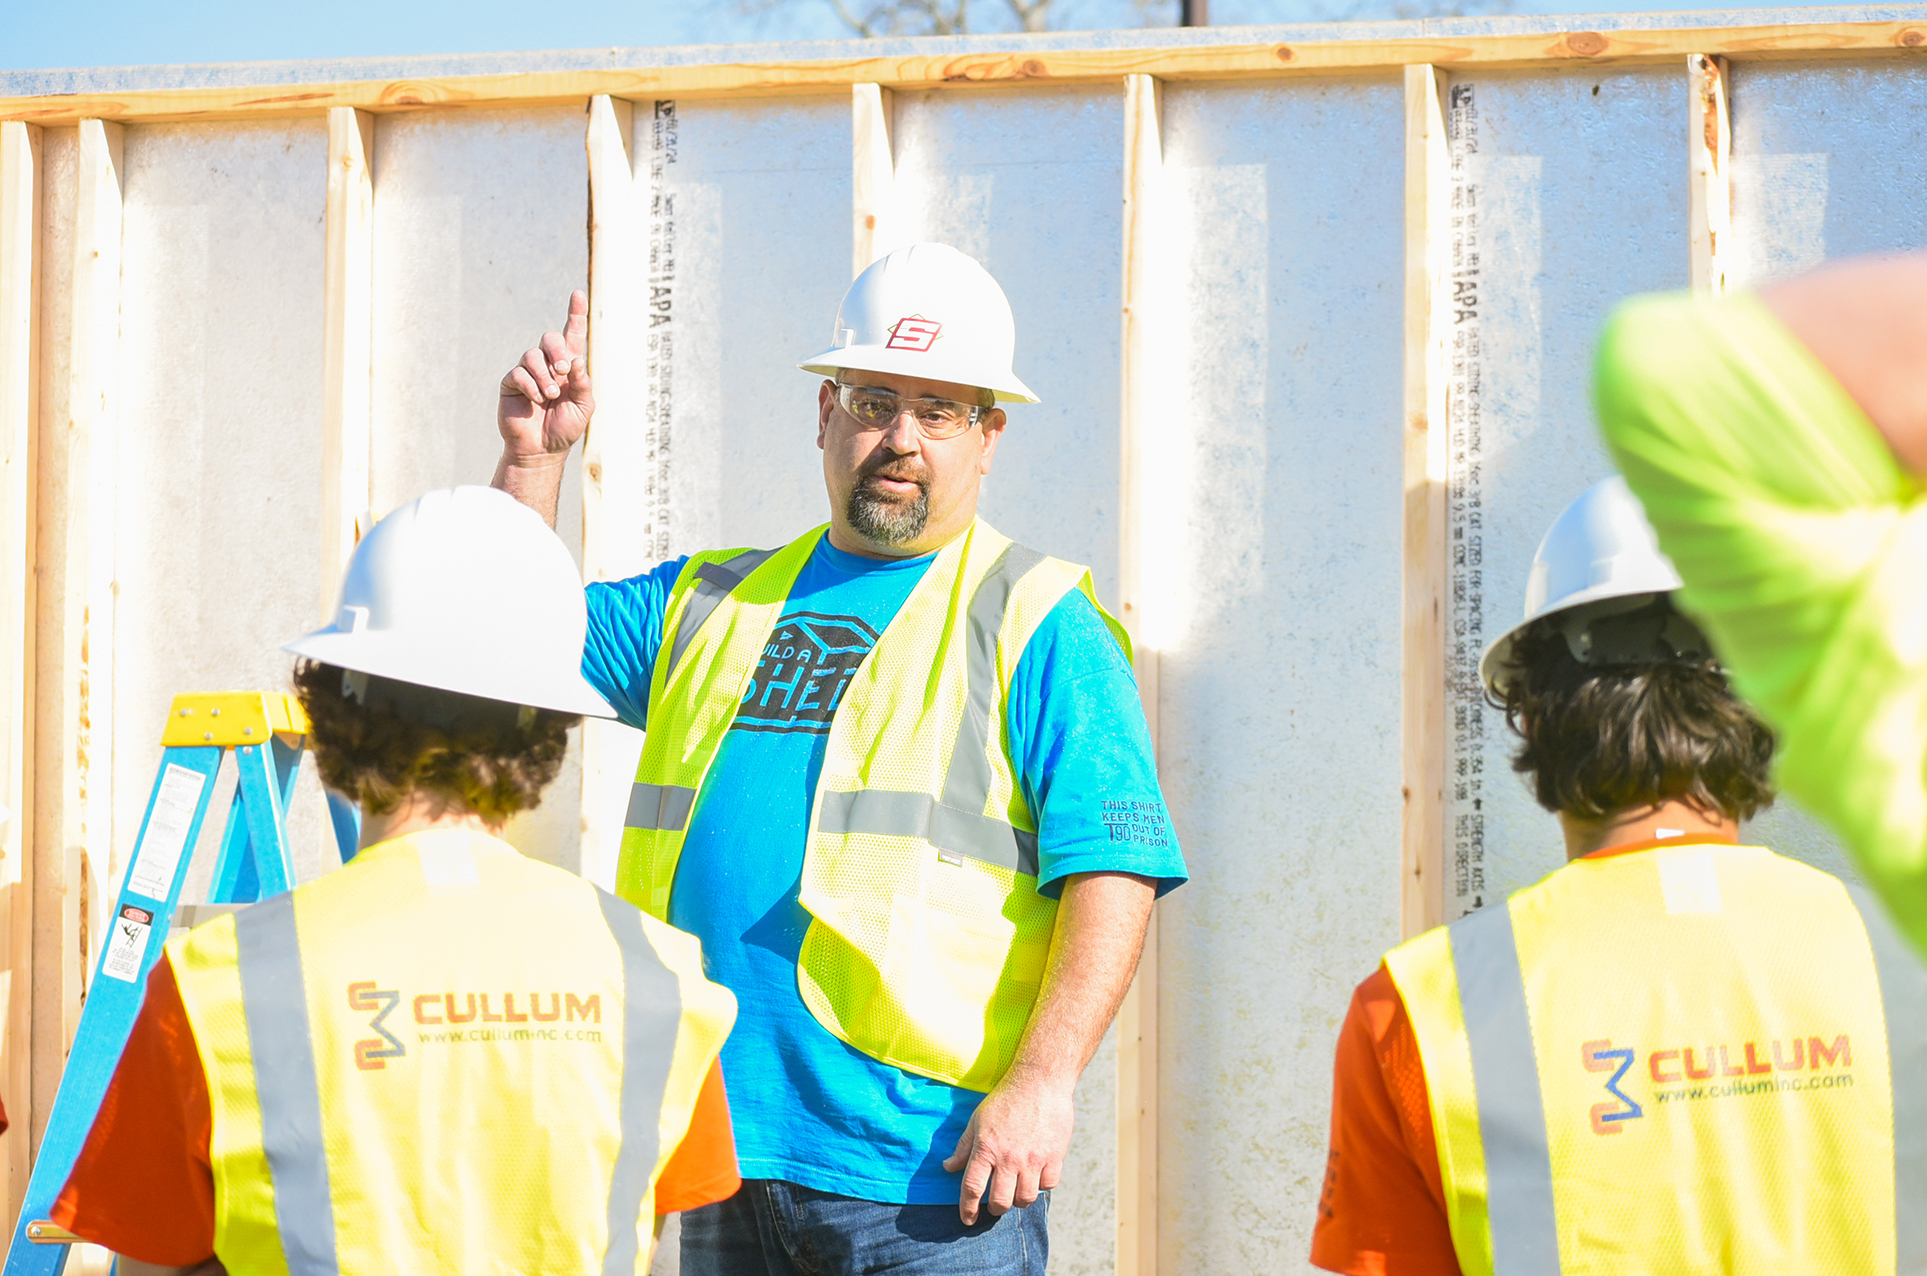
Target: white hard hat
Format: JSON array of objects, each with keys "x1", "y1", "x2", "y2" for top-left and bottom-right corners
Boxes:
[
  {"x1": 1479, "y1": 476, "x2": 1706, "y2": 696},
  {"x1": 797, "y1": 243, "x2": 1039, "y2": 404},
  {"x1": 285, "y1": 487, "x2": 614, "y2": 718}
]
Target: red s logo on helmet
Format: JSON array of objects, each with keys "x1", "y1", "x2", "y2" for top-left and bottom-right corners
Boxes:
[{"x1": 885, "y1": 317, "x2": 942, "y2": 351}]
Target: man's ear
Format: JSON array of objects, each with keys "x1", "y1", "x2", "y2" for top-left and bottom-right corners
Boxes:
[
  {"x1": 817, "y1": 380, "x2": 836, "y2": 450},
  {"x1": 978, "y1": 408, "x2": 1007, "y2": 476}
]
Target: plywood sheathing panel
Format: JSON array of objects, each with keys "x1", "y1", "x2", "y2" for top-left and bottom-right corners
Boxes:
[
  {"x1": 1153, "y1": 75, "x2": 1407, "y2": 1274},
  {"x1": 367, "y1": 105, "x2": 588, "y2": 871},
  {"x1": 890, "y1": 82, "x2": 1128, "y2": 1274},
  {"x1": 113, "y1": 118, "x2": 339, "y2": 896},
  {"x1": 1439, "y1": 68, "x2": 1688, "y2": 916},
  {"x1": 575, "y1": 92, "x2": 850, "y2": 885},
  {"x1": 651, "y1": 95, "x2": 850, "y2": 557},
  {"x1": 894, "y1": 85, "x2": 1124, "y2": 603},
  {"x1": 1729, "y1": 57, "x2": 1927, "y2": 285}
]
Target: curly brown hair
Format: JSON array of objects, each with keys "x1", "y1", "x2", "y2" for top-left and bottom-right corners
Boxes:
[
  {"x1": 1493, "y1": 619, "x2": 1776, "y2": 823},
  {"x1": 293, "y1": 660, "x2": 577, "y2": 823}
]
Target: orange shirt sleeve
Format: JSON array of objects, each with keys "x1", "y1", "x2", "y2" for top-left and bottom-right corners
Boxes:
[
  {"x1": 653, "y1": 1058, "x2": 740, "y2": 1214},
  {"x1": 1310, "y1": 963, "x2": 1461, "y2": 1276},
  {"x1": 50, "y1": 954, "x2": 216, "y2": 1266}
]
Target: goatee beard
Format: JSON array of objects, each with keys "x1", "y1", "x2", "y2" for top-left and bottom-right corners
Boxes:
[{"x1": 847, "y1": 475, "x2": 930, "y2": 546}]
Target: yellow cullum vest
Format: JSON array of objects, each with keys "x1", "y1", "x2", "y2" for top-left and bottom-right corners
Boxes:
[
  {"x1": 1385, "y1": 843, "x2": 1927, "y2": 1276},
  {"x1": 170, "y1": 828, "x2": 736, "y2": 1276},
  {"x1": 616, "y1": 519, "x2": 1128, "y2": 1092}
]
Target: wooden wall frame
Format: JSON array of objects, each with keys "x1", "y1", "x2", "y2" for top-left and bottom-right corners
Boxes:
[
  {"x1": 4, "y1": 21, "x2": 1925, "y2": 125},
  {"x1": 1400, "y1": 64, "x2": 1449, "y2": 941},
  {"x1": 852, "y1": 83, "x2": 897, "y2": 276},
  {"x1": 322, "y1": 107, "x2": 375, "y2": 625},
  {"x1": 1689, "y1": 53, "x2": 1733, "y2": 296},
  {"x1": 1115, "y1": 71, "x2": 1162, "y2": 1276},
  {"x1": 0, "y1": 118, "x2": 41, "y2": 1223},
  {"x1": 0, "y1": 19, "x2": 1917, "y2": 1267}
]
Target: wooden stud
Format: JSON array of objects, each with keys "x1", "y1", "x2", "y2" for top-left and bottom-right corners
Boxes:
[
  {"x1": 1688, "y1": 55, "x2": 1731, "y2": 296},
  {"x1": 3, "y1": 21, "x2": 1925, "y2": 125},
  {"x1": 35, "y1": 118, "x2": 122, "y2": 1143},
  {"x1": 322, "y1": 108, "x2": 374, "y2": 624},
  {"x1": 1401, "y1": 66, "x2": 1449, "y2": 940},
  {"x1": 580, "y1": 94, "x2": 640, "y2": 887},
  {"x1": 852, "y1": 84, "x2": 896, "y2": 276},
  {"x1": 73, "y1": 119, "x2": 121, "y2": 1011},
  {"x1": 1115, "y1": 70, "x2": 1161, "y2": 1276},
  {"x1": 0, "y1": 119, "x2": 41, "y2": 1221}
]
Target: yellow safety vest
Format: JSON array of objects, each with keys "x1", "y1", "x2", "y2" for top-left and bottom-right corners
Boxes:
[
  {"x1": 169, "y1": 828, "x2": 736, "y2": 1276},
  {"x1": 1384, "y1": 842, "x2": 1927, "y2": 1276},
  {"x1": 615, "y1": 519, "x2": 1129, "y2": 1092}
]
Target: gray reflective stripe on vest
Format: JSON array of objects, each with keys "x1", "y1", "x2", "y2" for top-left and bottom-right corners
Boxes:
[
  {"x1": 235, "y1": 892, "x2": 341, "y2": 1276},
  {"x1": 1449, "y1": 901, "x2": 1561, "y2": 1276},
  {"x1": 1846, "y1": 884, "x2": 1927, "y2": 1275},
  {"x1": 595, "y1": 890, "x2": 686, "y2": 1276},
  {"x1": 823, "y1": 542, "x2": 1048, "y2": 876},
  {"x1": 625, "y1": 781, "x2": 697, "y2": 833},
  {"x1": 817, "y1": 789, "x2": 1041, "y2": 877},
  {"x1": 940, "y1": 543, "x2": 1048, "y2": 826},
  {"x1": 665, "y1": 548, "x2": 776, "y2": 681}
]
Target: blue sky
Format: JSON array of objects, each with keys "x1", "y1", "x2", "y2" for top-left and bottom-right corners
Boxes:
[{"x1": 3, "y1": 0, "x2": 1875, "y2": 73}]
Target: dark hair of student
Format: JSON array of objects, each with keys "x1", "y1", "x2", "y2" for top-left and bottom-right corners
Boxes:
[
  {"x1": 292, "y1": 659, "x2": 578, "y2": 823},
  {"x1": 1492, "y1": 619, "x2": 1776, "y2": 823}
]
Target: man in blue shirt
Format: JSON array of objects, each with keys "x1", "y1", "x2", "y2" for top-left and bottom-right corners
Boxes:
[{"x1": 493, "y1": 244, "x2": 1186, "y2": 1275}]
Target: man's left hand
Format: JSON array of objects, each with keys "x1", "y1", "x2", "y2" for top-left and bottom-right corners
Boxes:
[{"x1": 942, "y1": 1066, "x2": 1075, "y2": 1226}]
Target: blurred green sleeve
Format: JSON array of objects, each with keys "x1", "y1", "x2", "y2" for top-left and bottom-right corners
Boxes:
[{"x1": 1594, "y1": 289, "x2": 1927, "y2": 952}]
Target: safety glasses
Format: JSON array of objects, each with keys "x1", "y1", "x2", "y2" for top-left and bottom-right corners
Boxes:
[{"x1": 834, "y1": 383, "x2": 985, "y2": 441}]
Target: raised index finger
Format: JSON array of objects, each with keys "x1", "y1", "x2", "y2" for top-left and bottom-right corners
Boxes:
[{"x1": 563, "y1": 289, "x2": 589, "y2": 356}]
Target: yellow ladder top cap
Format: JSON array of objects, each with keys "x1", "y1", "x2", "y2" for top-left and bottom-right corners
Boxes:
[{"x1": 161, "y1": 692, "x2": 309, "y2": 747}]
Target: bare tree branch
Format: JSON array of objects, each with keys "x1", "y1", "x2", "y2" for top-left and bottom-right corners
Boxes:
[{"x1": 1003, "y1": 0, "x2": 1055, "y2": 32}]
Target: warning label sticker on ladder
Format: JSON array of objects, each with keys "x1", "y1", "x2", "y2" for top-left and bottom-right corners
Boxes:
[
  {"x1": 101, "y1": 905, "x2": 155, "y2": 983},
  {"x1": 126, "y1": 763, "x2": 207, "y2": 901}
]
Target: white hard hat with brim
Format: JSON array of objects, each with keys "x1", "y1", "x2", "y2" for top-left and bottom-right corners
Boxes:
[
  {"x1": 285, "y1": 487, "x2": 616, "y2": 719},
  {"x1": 1478, "y1": 476, "x2": 1688, "y2": 697},
  {"x1": 798, "y1": 243, "x2": 1040, "y2": 404}
]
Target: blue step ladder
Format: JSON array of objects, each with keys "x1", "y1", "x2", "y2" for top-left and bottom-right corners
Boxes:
[{"x1": 4, "y1": 692, "x2": 360, "y2": 1275}]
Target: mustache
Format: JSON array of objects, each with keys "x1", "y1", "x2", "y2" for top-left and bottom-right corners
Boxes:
[{"x1": 856, "y1": 459, "x2": 932, "y2": 489}]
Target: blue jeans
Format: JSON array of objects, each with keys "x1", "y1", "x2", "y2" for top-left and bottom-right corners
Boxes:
[{"x1": 680, "y1": 1179, "x2": 1049, "y2": 1275}]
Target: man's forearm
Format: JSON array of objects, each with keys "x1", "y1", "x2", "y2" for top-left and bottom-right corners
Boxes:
[
  {"x1": 1009, "y1": 871, "x2": 1156, "y2": 1085},
  {"x1": 491, "y1": 451, "x2": 568, "y2": 529}
]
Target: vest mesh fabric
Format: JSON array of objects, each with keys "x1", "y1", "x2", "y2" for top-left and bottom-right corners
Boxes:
[
  {"x1": 171, "y1": 830, "x2": 734, "y2": 1276},
  {"x1": 623, "y1": 519, "x2": 1128, "y2": 1091},
  {"x1": 617, "y1": 536, "x2": 820, "y2": 917},
  {"x1": 1388, "y1": 845, "x2": 1908, "y2": 1276}
]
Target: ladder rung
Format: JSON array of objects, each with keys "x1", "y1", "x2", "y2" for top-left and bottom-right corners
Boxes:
[{"x1": 25, "y1": 1221, "x2": 79, "y2": 1244}]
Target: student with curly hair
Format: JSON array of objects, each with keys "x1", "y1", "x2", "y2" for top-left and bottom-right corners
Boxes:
[
  {"x1": 49, "y1": 487, "x2": 740, "y2": 1276},
  {"x1": 1312, "y1": 478, "x2": 1927, "y2": 1276}
]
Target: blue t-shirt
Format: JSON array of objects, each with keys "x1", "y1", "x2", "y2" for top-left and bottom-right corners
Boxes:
[{"x1": 583, "y1": 536, "x2": 1186, "y2": 1204}]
